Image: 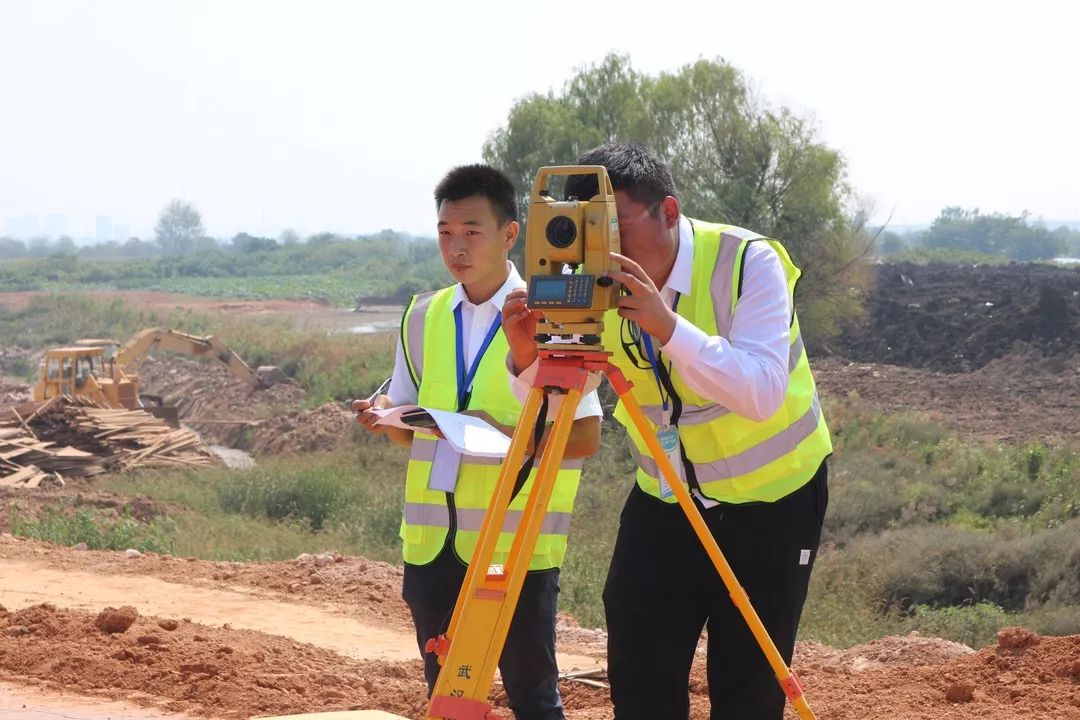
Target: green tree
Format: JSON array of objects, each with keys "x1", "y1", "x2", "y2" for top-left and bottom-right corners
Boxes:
[
  {"x1": 0, "y1": 236, "x2": 26, "y2": 258},
  {"x1": 482, "y1": 53, "x2": 871, "y2": 343},
  {"x1": 231, "y1": 232, "x2": 279, "y2": 253},
  {"x1": 880, "y1": 231, "x2": 906, "y2": 255},
  {"x1": 921, "y1": 208, "x2": 1067, "y2": 260},
  {"x1": 155, "y1": 199, "x2": 205, "y2": 256},
  {"x1": 54, "y1": 235, "x2": 77, "y2": 255},
  {"x1": 27, "y1": 236, "x2": 51, "y2": 256}
]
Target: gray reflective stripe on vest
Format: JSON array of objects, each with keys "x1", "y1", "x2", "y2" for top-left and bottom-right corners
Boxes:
[
  {"x1": 709, "y1": 228, "x2": 764, "y2": 338},
  {"x1": 456, "y1": 507, "x2": 573, "y2": 535},
  {"x1": 637, "y1": 332, "x2": 807, "y2": 427},
  {"x1": 410, "y1": 436, "x2": 584, "y2": 470},
  {"x1": 639, "y1": 402, "x2": 731, "y2": 427},
  {"x1": 402, "y1": 501, "x2": 451, "y2": 527},
  {"x1": 631, "y1": 394, "x2": 823, "y2": 481},
  {"x1": 403, "y1": 291, "x2": 437, "y2": 383},
  {"x1": 789, "y1": 333, "x2": 805, "y2": 372}
]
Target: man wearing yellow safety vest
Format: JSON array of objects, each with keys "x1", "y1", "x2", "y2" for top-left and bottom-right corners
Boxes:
[
  {"x1": 353, "y1": 164, "x2": 602, "y2": 720},
  {"x1": 503, "y1": 143, "x2": 831, "y2": 720}
]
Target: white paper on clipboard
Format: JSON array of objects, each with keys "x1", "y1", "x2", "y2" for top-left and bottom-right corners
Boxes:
[{"x1": 370, "y1": 406, "x2": 511, "y2": 458}]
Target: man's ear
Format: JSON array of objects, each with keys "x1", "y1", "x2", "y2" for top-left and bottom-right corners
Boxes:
[
  {"x1": 660, "y1": 196, "x2": 681, "y2": 230},
  {"x1": 504, "y1": 220, "x2": 521, "y2": 251}
]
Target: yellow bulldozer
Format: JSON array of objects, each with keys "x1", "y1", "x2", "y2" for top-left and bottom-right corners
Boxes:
[{"x1": 31, "y1": 328, "x2": 286, "y2": 424}]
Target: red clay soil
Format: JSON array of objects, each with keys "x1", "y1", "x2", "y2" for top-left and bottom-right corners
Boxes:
[
  {"x1": 4, "y1": 602, "x2": 1077, "y2": 720},
  {"x1": 0, "y1": 602, "x2": 429, "y2": 719},
  {"x1": 2, "y1": 538, "x2": 1079, "y2": 719}
]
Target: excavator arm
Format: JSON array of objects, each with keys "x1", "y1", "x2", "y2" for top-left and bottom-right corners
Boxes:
[{"x1": 112, "y1": 328, "x2": 283, "y2": 389}]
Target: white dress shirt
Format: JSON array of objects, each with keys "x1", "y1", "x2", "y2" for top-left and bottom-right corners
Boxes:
[
  {"x1": 511, "y1": 217, "x2": 791, "y2": 421},
  {"x1": 659, "y1": 216, "x2": 791, "y2": 421},
  {"x1": 388, "y1": 262, "x2": 603, "y2": 421}
]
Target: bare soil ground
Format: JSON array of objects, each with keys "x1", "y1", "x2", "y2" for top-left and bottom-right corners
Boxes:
[
  {"x1": 2, "y1": 536, "x2": 1078, "y2": 720},
  {"x1": 814, "y1": 346, "x2": 1080, "y2": 442}
]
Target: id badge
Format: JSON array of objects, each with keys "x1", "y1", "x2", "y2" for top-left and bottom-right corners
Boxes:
[
  {"x1": 656, "y1": 425, "x2": 684, "y2": 499},
  {"x1": 428, "y1": 439, "x2": 462, "y2": 492}
]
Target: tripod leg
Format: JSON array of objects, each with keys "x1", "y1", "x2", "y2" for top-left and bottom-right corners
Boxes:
[
  {"x1": 426, "y1": 388, "x2": 581, "y2": 719},
  {"x1": 611, "y1": 381, "x2": 817, "y2": 720},
  {"x1": 442, "y1": 386, "x2": 544, "y2": 649},
  {"x1": 474, "y1": 388, "x2": 580, "y2": 690}
]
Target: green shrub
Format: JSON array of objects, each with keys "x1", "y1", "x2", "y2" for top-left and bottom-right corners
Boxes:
[{"x1": 10, "y1": 508, "x2": 175, "y2": 554}]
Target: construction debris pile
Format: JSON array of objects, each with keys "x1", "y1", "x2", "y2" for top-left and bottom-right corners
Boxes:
[{"x1": 0, "y1": 397, "x2": 217, "y2": 489}]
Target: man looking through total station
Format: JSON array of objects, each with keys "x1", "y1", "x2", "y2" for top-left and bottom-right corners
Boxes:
[{"x1": 502, "y1": 143, "x2": 831, "y2": 720}]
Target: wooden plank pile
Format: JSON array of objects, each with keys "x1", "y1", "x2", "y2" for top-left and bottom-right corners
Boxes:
[{"x1": 0, "y1": 397, "x2": 217, "y2": 489}]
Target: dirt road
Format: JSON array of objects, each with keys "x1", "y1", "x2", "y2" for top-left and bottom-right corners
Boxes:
[
  {"x1": 0, "y1": 681, "x2": 196, "y2": 720},
  {"x1": 3, "y1": 536, "x2": 1079, "y2": 720}
]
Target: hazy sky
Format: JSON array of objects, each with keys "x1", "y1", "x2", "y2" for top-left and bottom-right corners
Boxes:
[{"x1": 1, "y1": 0, "x2": 1077, "y2": 241}]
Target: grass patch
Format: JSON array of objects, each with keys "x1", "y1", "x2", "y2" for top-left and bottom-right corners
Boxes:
[
  {"x1": 10, "y1": 508, "x2": 176, "y2": 554},
  {"x1": 102, "y1": 442, "x2": 407, "y2": 563}
]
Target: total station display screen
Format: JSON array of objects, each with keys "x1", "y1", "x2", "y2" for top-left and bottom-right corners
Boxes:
[
  {"x1": 532, "y1": 277, "x2": 568, "y2": 300},
  {"x1": 528, "y1": 274, "x2": 593, "y2": 308}
]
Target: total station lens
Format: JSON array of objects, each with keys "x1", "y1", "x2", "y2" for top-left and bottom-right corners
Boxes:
[{"x1": 545, "y1": 216, "x2": 577, "y2": 249}]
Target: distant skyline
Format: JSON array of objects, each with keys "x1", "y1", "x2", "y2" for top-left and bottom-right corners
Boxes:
[
  {"x1": 1, "y1": 1, "x2": 1077, "y2": 240},
  {"x1": 3, "y1": 214, "x2": 1079, "y2": 245}
]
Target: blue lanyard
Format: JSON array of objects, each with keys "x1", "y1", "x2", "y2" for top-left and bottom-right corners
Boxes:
[
  {"x1": 640, "y1": 292, "x2": 681, "y2": 415},
  {"x1": 454, "y1": 304, "x2": 503, "y2": 412}
]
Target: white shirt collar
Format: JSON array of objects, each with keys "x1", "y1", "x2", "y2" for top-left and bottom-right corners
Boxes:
[
  {"x1": 450, "y1": 260, "x2": 525, "y2": 311},
  {"x1": 664, "y1": 216, "x2": 694, "y2": 296}
]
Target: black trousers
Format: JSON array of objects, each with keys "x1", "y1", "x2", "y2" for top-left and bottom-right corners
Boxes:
[
  {"x1": 402, "y1": 543, "x2": 565, "y2": 720},
  {"x1": 603, "y1": 461, "x2": 829, "y2": 720}
]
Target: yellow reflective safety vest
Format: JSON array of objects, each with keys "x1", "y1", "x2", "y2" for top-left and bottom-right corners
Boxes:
[
  {"x1": 398, "y1": 286, "x2": 583, "y2": 570},
  {"x1": 601, "y1": 219, "x2": 832, "y2": 504}
]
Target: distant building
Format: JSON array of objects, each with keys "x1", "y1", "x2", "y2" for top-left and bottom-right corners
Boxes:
[
  {"x1": 4, "y1": 215, "x2": 40, "y2": 238},
  {"x1": 95, "y1": 215, "x2": 113, "y2": 242},
  {"x1": 43, "y1": 214, "x2": 68, "y2": 238}
]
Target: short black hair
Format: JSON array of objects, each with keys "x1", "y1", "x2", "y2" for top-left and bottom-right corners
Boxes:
[
  {"x1": 564, "y1": 142, "x2": 677, "y2": 214},
  {"x1": 434, "y1": 164, "x2": 518, "y2": 225}
]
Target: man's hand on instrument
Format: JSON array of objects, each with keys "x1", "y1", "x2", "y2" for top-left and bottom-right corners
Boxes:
[
  {"x1": 608, "y1": 252, "x2": 678, "y2": 345},
  {"x1": 502, "y1": 288, "x2": 541, "y2": 374}
]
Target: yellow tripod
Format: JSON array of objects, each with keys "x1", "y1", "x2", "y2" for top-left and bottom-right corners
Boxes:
[{"x1": 423, "y1": 349, "x2": 817, "y2": 720}]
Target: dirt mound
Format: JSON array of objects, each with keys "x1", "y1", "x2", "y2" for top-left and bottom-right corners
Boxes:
[
  {"x1": 0, "y1": 379, "x2": 30, "y2": 406},
  {"x1": 832, "y1": 262, "x2": 1080, "y2": 372},
  {"x1": 0, "y1": 602, "x2": 428, "y2": 719},
  {"x1": 814, "y1": 344, "x2": 1080, "y2": 440},
  {"x1": 247, "y1": 402, "x2": 357, "y2": 456},
  {"x1": 798, "y1": 632, "x2": 975, "y2": 674},
  {"x1": 776, "y1": 628, "x2": 1080, "y2": 719},
  {"x1": 136, "y1": 356, "x2": 307, "y2": 448}
]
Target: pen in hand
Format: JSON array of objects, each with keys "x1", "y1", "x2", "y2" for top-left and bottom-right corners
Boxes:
[{"x1": 351, "y1": 377, "x2": 392, "y2": 425}]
